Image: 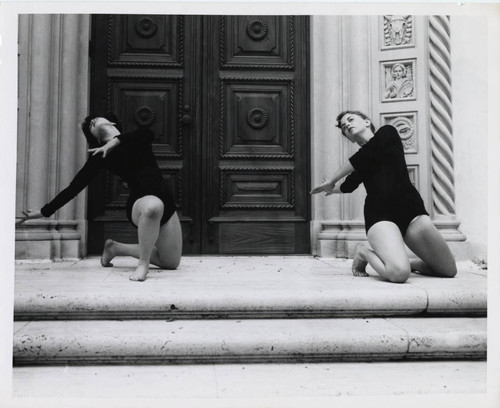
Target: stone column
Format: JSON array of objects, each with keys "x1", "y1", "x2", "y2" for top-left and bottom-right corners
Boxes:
[
  {"x1": 15, "y1": 14, "x2": 90, "y2": 259},
  {"x1": 427, "y1": 16, "x2": 467, "y2": 246},
  {"x1": 312, "y1": 16, "x2": 372, "y2": 257}
]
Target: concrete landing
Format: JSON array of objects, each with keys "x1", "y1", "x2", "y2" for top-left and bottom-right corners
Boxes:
[
  {"x1": 12, "y1": 361, "x2": 486, "y2": 398},
  {"x1": 14, "y1": 256, "x2": 487, "y2": 319}
]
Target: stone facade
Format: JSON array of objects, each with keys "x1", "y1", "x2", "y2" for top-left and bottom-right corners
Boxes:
[{"x1": 14, "y1": 14, "x2": 488, "y2": 261}]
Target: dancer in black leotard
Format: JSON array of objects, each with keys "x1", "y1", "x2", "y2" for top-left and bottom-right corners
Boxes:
[
  {"x1": 311, "y1": 110, "x2": 456, "y2": 283},
  {"x1": 17, "y1": 113, "x2": 182, "y2": 282}
]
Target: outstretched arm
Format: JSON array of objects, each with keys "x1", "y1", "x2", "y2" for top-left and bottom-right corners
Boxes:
[
  {"x1": 16, "y1": 210, "x2": 44, "y2": 225},
  {"x1": 311, "y1": 160, "x2": 355, "y2": 195},
  {"x1": 88, "y1": 137, "x2": 121, "y2": 158},
  {"x1": 38, "y1": 156, "x2": 102, "y2": 218}
]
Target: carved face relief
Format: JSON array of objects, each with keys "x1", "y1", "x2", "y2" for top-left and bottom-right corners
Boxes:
[
  {"x1": 383, "y1": 61, "x2": 415, "y2": 100},
  {"x1": 392, "y1": 64, "x2": 406, "y2": 79}
]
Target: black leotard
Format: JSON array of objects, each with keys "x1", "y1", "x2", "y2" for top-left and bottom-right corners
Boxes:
[
  {"x1": 340, "y1": 125, "x2": 428, "y2": 236},
  {"x1": 41, "y1": 127, "x2": 176, "y2": 227}
]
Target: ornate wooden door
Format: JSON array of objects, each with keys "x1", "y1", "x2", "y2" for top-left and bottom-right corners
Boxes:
[
  {"x1": 87, "y1": 15, "x2": 310, "y2": 254},
  {"x1": 201, "y1": 16, "x2": 310, "y2": 254}
]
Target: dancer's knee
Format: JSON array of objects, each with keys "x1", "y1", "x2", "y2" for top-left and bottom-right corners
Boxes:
[
  {"x1": 437, "y1": 261, "x2": 457, "y2": 278},
  {"x1": 157, "y1": 257, "x2": 180, "y2": 270},
  {"x1": 386, "y1": 263, "x2": 411, "y2": 283},
  {"x1": 141, "y1": 202, "x2": 164, "y2": 220}
]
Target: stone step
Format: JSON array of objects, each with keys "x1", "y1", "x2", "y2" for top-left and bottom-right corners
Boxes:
[
  {"x1": 14, "y1": 257, "x2": 487, "y2": 320},
  {"x1": 13, "y1": 317, "x2": 486, "y2": 366}
]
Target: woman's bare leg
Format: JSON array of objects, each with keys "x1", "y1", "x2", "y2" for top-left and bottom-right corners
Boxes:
[
  {"x1": 101, "y1": 240, "x2": 162, "y2": 267},
  {"x1": 404, "y1": 215, "x2": 457, "y2": 277},
  {"x1": 353, "y1": 221, "x2": 411, "y2": 283},
  {"x1": 130, "y1": 195, "x2": 164, "y2": 281},
  {"x1": 101, "y1": 212, "x2": 182, "y2": 271},
  {"x1": 154, "y1": 211, "x2": 182, "y2": 269}
]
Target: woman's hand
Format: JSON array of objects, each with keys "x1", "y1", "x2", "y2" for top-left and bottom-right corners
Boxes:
[
  {"x1": 16, "y1": 210, "x2": 44, "y2": 225},
  {"x1": 88, "y1": 137, "x2": 120, "y2": 159},
  {"x1": 310, "y1": 179, "x2": 336, "y2": 196}
]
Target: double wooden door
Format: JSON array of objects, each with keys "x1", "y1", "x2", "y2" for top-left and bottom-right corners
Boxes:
[{"x1": 87, "y1": 15, "x2": 310, "y2": 254}]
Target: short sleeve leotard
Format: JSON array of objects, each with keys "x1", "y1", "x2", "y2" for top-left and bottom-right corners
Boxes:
[
  {"x1": 41, "y1": 127, "x2": 176, "y2": 227},
  {"x1": 340, "y1": 125, "x2": 428, "y2": 236}
]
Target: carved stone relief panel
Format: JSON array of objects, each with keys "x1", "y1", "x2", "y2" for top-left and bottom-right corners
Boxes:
[
  {"x1": 220, "y1": 78, "x2": 294, "y2": 158},
  {"x1": 382, "y1": 15, "x2": 414, "y2": 49},
  {"x1": 219, "y1": 167, "x2": 295, "y2": 209},
  {"x1": 107, "y1": 15, "x2": 183, "y2": 66},
  {"x1": 220, "y1": 16, "x2": 294, "y2": 69},
  {"x1": 407, "y1": 165, "x2": 419, "y2": 188},
  {"x1": 381, "y1": 60, "x2": 416, "y2": 101},
  {"x1": 382, "y1": 112, "x2": 418, "y2": 153}
]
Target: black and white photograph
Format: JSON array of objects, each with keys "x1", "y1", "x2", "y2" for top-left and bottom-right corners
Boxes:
[{"x1": 1, "y1": 1, "x2": 499, "y2": 407}]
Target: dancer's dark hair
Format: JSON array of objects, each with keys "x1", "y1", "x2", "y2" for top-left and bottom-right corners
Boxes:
[
  {"x1": 81, "y1": 113, "x2": 123, "y2": 148},
  {"x1": 336, "y1": 110, "x2": 376, "y2": 135}
]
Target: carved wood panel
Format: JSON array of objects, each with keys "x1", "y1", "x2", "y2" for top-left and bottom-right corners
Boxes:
[
  {"x1": 110, "y1": 79, "x2": 183, "y2": 157},
  {"x1": 108, "y1": 15, "x2": 183, "y2": 66},
  {"x1": 220, "y1": 78, "x2": 294, "y2": 158},
  {"x1": 219, "y1": 167, "x2": 295, "y2": 209},
  {"x1": 220, "y1": 16, "x2": 294, "y2": 69}
]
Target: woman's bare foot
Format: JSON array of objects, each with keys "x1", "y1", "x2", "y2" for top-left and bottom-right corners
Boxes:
[
  {"x1": 101, "y1": 239, "x2": 115, "y2": 267},
  {"x1": 352, "y1": 243, "x2": 369, "y2": 277},
  {"x1": 129, "y1": 263, "x2": 149, "y2": 282}
]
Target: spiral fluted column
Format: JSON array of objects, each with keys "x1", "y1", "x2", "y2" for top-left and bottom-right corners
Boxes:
[
  {"x1": 427, "y1": 16, "x2": 466, "y2": 244},
  {"x1": 428, "y1": 16, "x2": 456, "y2": 217}
]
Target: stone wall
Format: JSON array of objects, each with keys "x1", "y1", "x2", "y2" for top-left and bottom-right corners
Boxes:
[
  {"x1": 451, "y1": 16, "x2": 488, "y2": 261},
  {"x1": 310, "y1": 15, "x2": 487, "y2": 260}
]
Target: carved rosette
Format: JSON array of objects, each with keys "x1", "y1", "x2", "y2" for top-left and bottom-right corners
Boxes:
[
  {"x1": 246, "y1": 19, "x2": 269, "y2": 41},
  {"x1": 134, "y1": 106, "x2": 156, "y2": 127},
  {"x1": 383, "y1": 15, "x2": 413, "y2": 48},
  {"x1": 247, "y1": 107, "x2": 269, "y2": 130},
  {"x1": 386, "y1": 115, "x2": 416, "y2": 152},
  {"x1": 428, "y1": 16, "x2": 456, "y2": 216},
  {"x1": 135, "y1": 17, "x2": 158, "y2": 38}
]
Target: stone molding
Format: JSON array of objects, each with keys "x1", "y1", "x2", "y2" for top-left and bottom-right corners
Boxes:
[{"x1": 16, "y1": 221, "x2": 80, "y2": 242}]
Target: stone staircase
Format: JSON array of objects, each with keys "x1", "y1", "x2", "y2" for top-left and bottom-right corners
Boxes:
[{"x1": 13, "y1": 256, "x2": 487, "y2": 367}]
